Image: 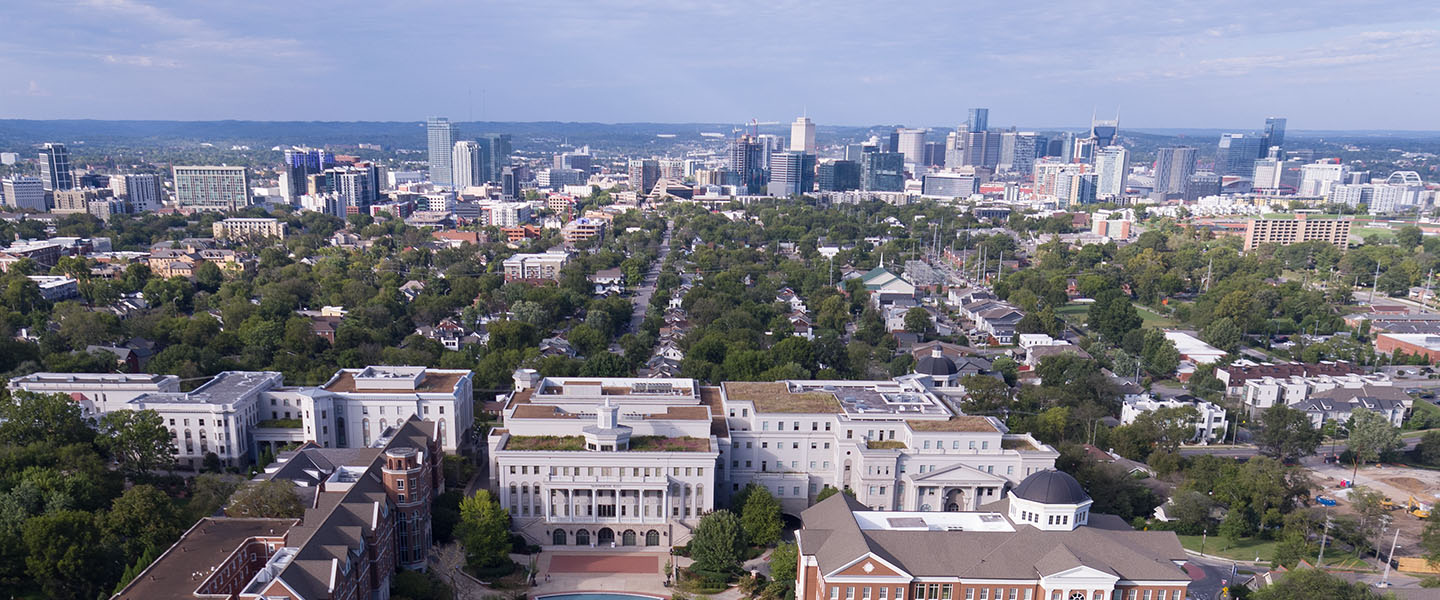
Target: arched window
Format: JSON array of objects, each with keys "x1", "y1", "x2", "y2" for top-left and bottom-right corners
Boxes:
[
  {"x1": 1069, "y1": 593, "x2": 1085, "y2": 600},
  {"x1": 379, "y1": 419, "x2": 388, "y2": 432},
  {"x1": 622, "y1": 530, "x2": 636, "y2": 546},
  {"x1": 552, "y1": 529, "x2": 567, "y2": 545},
  {"x1": 361, "y1": 419, "x2": 371, "y2": 446},
  {"x1": 598, "y1": 528, "x2": 615, "y2": 545},
  {"x1": 575, "y1": 529, "x2": 590, "y2": 545},
  {"x1": 645, "y1": 530, "x2": 660, "y2": 546},
  {"x1": 438, "y1": 419, "x2": 446, "y2": 447}
]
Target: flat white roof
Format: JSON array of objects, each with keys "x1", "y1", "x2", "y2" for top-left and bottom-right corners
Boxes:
[{"x1": 853, "y1": 510, "x2": 1015, "y2": 533}]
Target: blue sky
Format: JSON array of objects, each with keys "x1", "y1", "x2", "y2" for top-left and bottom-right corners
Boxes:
[{"x1": 3, "y1": 0, "x2": 1440, "y2": 130}]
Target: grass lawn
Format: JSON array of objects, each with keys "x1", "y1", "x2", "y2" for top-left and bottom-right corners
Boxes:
[
  {"x1": 1178, "y1": 535, "x2": 1279, "y2": 562},
  {"x1": 1405, "y1": 399, "x2": 1440, "y2": 432},
  {"x1": 1056, "y1": 303, "x2": 1178, "y2": 329},
  {"x1": 1354, "y1": 227, "x2": 1397, "y2": 241}
]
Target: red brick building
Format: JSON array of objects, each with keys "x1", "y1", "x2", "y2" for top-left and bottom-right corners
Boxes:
[
  {"x1": 796, "y1": 471, "x2": 1190, "y2": 600},
  {"x1": 114, "y1": 417, "x2": 444, "y2": 599}
]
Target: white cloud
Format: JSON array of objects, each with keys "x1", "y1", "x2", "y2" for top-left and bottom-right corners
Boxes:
[{"x1": 101, "y1": 53, "x2": 181, "y2": 68}]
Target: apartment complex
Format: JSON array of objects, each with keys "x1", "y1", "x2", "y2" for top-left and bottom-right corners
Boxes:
[
  {"x1": 486, "y1": 370, "x2": 1059, "y2": 548},
  {"x1": 213, "y1": 217, "x2": 289, "y2": 240},
  {"x1": 796, "y1": 472, "x2": 1190, "y2": 600},
  {"x1": 113, "y1": 418, "x2": 444, "y2": 599},
  {"x1": 561, "y1": 216, "x2": 608, "y2": 243},
  {"x1": 1241, "y1": 215, "x2": 1351, "y2": 251},
  {"x1": 503, "y1": 250, "x2": 570, "y2": 282},
  {"x1": 9, "y1": 365, "x2": 474, "y2": 469},
  {"x1": 173, "y1": 166, "x2": 251, "y2": 212}
]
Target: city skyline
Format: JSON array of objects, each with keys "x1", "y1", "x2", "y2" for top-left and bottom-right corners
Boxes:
[{"x1": 1, "y1": 1, "x2": 1439, "y2": 129}]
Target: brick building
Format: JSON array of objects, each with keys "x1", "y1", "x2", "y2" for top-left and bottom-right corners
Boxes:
[
  {"x1": 795, "y1": 470, "x2": 1190, "y2": 600},
  {"x1": 113, "y1": 417, "x2": 443, "y2": 599}
]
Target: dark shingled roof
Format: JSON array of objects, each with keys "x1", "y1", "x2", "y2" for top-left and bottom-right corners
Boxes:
[
  {"x1": 915, "y1": 353, "x2": 958, "y2": 376},
  {"x1": 1012, "y1": 469, "x2": 1090, "y2": 505}
]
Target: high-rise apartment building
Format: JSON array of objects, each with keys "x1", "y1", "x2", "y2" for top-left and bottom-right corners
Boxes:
[
  {"x1": 1263, "y1": 117, "x2": 1287, "y2": 154},
  {"x1": 861, "y1": 152, "x2": 905, "y2": 192},
  {"x1": 790, "y1": 116, "x2": 816, "y2": 153},
  {"x1": 481, "y1": 133, "x2": 513, "y2": 183},
  {"x1": 729, "y1": 136, "x2": 767, "y2": 194},
  {"x1": 1184, "y1": 172, "x2": 1221, "y2": 202},
  {"x1": 109, "y1": 173, "x2": 163, "y2": 212},
  {"x1": 963, "y1": 131, "x2": 1001, "y2": 168},
  {"x1": 173, "y1": 166, "x2": 250, "y2": 212},
  {"x1": 922, "y1": 141, "x2": 946, "y2": 167},
  {"x1": 1242, "y1": 215, "x2": 1352, "y2": 251},
  {"x1": 281, "y1": 148, "x2": 334, "y2": 201},
  {"x1": 1153, "y1": 146, "x2": 1197, "y2": 196},
  {"x1": 628, "y1": 158, "x2": 660, "y2": 195},
  {"x1": 501, "y1": 167, "x2": 519, "y2": 200},
  {"x1": 896, "y1": 128, "x2": 927, "y2": 167},
  {"x1": 1094, "y1": 146, "x2": 1129, "y2": 198},
  {"x1": 998, "y1": 132, "x2": 1041, "y2": 175},
  {"x1": 426, "y1": 117, "x2": 454, "y2": 187},
  {"x1": 1, "y1": 177, "x2": 46, "y2": 211},
  {"x1": 452, "y1": 141, "x2": 484, "y2": 188},
  {"x1": 967, "y1": 108, "x2": 989, "y2": 132},
  {"x1": 1299, "y1": 161, "x2": 1349, "y2": 197},
  {"x1": 921, "y1": 173, "x2": 979, "y2": 198},
  {"x1": 818, "y1": 160, "x2": 861, "y2": 192},
  {"x1": 38, "y1": 143, "x2": 74, "y2": 192},
  {"x1": 1252, "y1": 152, "x2": 1303, "y2": 194},
  {"x1": 1215, "y1": 134, "x2": 1263, "y2": 177},
  {"x1": 329, "y1": 164, "x2": 382, "y2": 210},
  {"x1": 767, "y1": 152, "x2": 815, "y2": 197}
]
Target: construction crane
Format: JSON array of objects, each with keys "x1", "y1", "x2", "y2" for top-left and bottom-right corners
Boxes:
[{"x1": 731, "y1": 119, "x2": 780, "y2": 138}]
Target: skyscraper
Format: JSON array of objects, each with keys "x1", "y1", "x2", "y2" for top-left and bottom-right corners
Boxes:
[
  {"x1": 790, "y1": 116, "x2": 816, "y2": 153},
  {"x1": 967, "y1": 108, "x2": 989, "y2": 132},
  {"x1": 282, "y1": 148, "x2": 335, "y2": 202},
  {"x1": 115, "y1": 173, "x2": 164, "y2": 212},
  {"x1": 998, "y1": 132, "x2": 1041, "y2": 175},
  {"x1": 768, "y1": 152, "x2": 804, "y2": 197},
  {"x1": 963, "y1": 131, "x2": 1001, "y2": 168},
  {"x1": 1090, "y1": 116, "x2": 1119, "y2": 147},
  {"x1": 38, "y1": 143, "x2": 73, "y2": 192},
  {"x1": 481, "y1": 133, "x2": 513, "y2": 183},
  {"x1": 628, "y1": 158, "x2": 660, "y2": 195},
  {"x1": 1153, "y1": 146, "x2": 1197, "y2": 195},
  {"x1": 818, "y1": 160, "x2": 861, "y2": 192},
  {"x1": 500, "y1": 167, "x2": 519, "y2": 200},
  {"x1": 861, "y1": 152, "x2": 905, "y2": 192},
  {"x1": 896, "y1": 128, "x2": 927, "y2": 167},
  {"x1": 427, "y1": 117, "x2": 454, "y2": 187},
  {"x1": 1262, "y1": 117, "x2": 1287, "y2": 155},
  {"x1": 1215, "y1": 134, "x2": 1263, "y2": 177},
  {"x1": 452, "y1": 141, "x2": 483, "y2": 188},
  {"x1": 1094, "y1": 146, "x2": 1129, "y2": 198},
  {"x1": 728, "y1": 136, "x2": 766, "y2": 194},
  {"x1": 1, "y1": 177, "x2": 46, "y2": 211},
  {"x1": 1299, "y1": 161, "x2": 1348, "y2": 197},
  {"x1": 173, "y1": 166, "x2": 250, "y2": 212}
]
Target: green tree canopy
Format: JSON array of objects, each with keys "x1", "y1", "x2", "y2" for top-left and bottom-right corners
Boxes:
[
  {"x1": 0, "y1": 391, "x2": 95, "y2": 447},
  {"x1": 98, "y1": 409, "x2": 177, "y2": 477},
  {"x1": 1256, "y1": 405, "x2": 1322, "y2": 463},
  {"x1": 225, "y1": 480, "x2": 304, "y2": 518},
  {"x1": 689, "y1": 509, "x2": 747, "y2": 576},
  {"x1": 457, "y1": 489, "x2": 511, "y2": 569},
  {"x1": 741, "y1": 484, "x2": 783, "y2": 546}
]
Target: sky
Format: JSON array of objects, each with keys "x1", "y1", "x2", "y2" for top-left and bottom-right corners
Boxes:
[{"x1": 4, "y1": 0, "x2": 1440, "y2": 130}]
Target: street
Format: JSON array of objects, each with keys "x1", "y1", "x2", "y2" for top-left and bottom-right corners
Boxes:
[{"x1": 627, "y1": 222, "x2": 671, "y2": 333}]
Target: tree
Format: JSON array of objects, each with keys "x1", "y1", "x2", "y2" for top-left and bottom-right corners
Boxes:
[
  {"x1": 0, "y1": 390, "x2": 95, "y2": 447},
  {"x1": 767, "y1": 541, "x2": 799, "y2": 598},
  {"x1": 1134, "y1": 405, "x2": 1200, "y2": 452},
  {"x1": 1087, "y1": 289, "x2": 1141, "y2": 343},
  {"x1": 959, "y1": 375, "x2": 1010, "y2": 414},
  {"x1": 23, "y1": 510, "x2": 117, "y2": 600},
  {"x1": 392, "y1": 570, "x2": 455, "y2": 600},
  {"x1": 1201, "y1": 317, "x2": 1242, "y2": 353},
  {"x1": 194, "y1": 261, "x2": 224, "y2": 293},
  {"x1": 741, "y1": 485, "x2": 783, "y2": 546},
  {"x1": 1219, "y1": 503, "x2": 1250, "y2": 549},
  {"x1": 104, "y1": 484, "x2": 183, "y2": 562},
  {"x1": 1416, "y1": 430, "x2": 1440, "y2": 467},
  {"x1": 1249, "y1": 568, "x2": 1387, "y2": 599},
  {"x1": 98, "y1": 409, "x2": 177, "y2": 477},
  {"x1": 903, "y1": 307, "x2": 932, "y2": 335},
  {"x1": 1346, "y1": 408, "x2": 1404, "y2": 478},
  {"x1": 689, "y1": 509, "x2": 746, "y2": 577},
  {"x1": 226, "y1": 480, "x2": 304, "y2": 518},
  {"x1": 457, "y1": 489, "x2": 511, "y2": 569},
  {"x1": 1256, "y1": 405, "x2": 1322, "y2": 463},
  {"x1": 187, "y1": 473, "x2": 243, "y2": 521},
  {"x1": 1422, "y1": 516, "x2": 1440, "y2": 568},
  {"x1": 814, "y1": 486, "x2": 853, "y2": 502},
  {"x1": 1397, "y1": 225, "x2": 1423, "y2": 249}
]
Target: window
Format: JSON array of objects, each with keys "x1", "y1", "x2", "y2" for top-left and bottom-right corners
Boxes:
[
  {"x1": 1069, "y1": 594, "x2": 1085, "y2": 600},
  {"x1": 881, "y1": 588, "x2": 889, "y2": 600},
  {"x1": 396, "y1": 479, "x2": 405, "y2": 489},
  {"x1": 863, "y1": 588, "x2": 871, "y2": 600},
  {"x1": 1142, "y1": 592, "x2": 1151, "y2": 600},
  {"x1": 793, "y1": 442, "x2": 800, "y2": 449},
  {"x1": 763, "y1": 422, "x2": 770, "y2": 431},
  {"x1": 847, "y1": 430, "x2": 853, "y2": 439},
  {"x1": 832, "y1": 589, "x2": 839, "y2": 600},
  {"x1": 823, "y1": 461, "x2": 830, "y2": 468},
  {"x1": 1050, "y1": 593, "x2": 1061, "y2": 600},
  {"x1": 1125, "y1": 592, "x2": 1136, "y2": 600},
  {"x1": 923, "y1": 440, "x2": 931, "y2": 449},
  {"x1": 982, "y1": 441, "x2": 989, "y2": 450},
  {"x1": 813, "y1": 422, "x2": 819, "y2": 431},
  {"x1": 794, "y1": 421, "x2": 800, "y2": 431},
  {"x1": 847, "y1": 587, "x2": 855, "y2": 599},
  {"x1": 810, "y1": 461, "x2": 817, "y2": 468},
  {"x1": 794, "y1": 486, "x2": 801, "y2": 496},
  {"x1": 966, "y1": 591, "x2": 974, "y2": 600},
  {"x1": 778, "y1": 487, "x2": 785, "y2": 496},
  {"x1": 952, "y1": 441, "x2": 959, "y2": 449},
  {"x1": 762, "y1": 442, "x2": 769, "y2": 449},
  {"x1": 825, "y1": 422, "x2": 831, "y2": 431},
  {"x1": 979, "y1": 590, "x2": 988, "y2": 600},
  {"x1": 941, "y1": 585, "x2": 952, "y2": 600},
  {"x1": 896, "y1": 588, "x2": 904, "y2": 600}
]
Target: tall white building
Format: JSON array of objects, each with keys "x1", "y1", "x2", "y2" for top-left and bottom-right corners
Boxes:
[
  {"x1": 427, "y1": 117, "x2": 455, "y2": 187},
  {"x1": 790, "y1": 116, "x2": 816, "y2": 153},
  {"x1": 452, "y1": 140, "x2": 483, "y2": 188},
  {"x1": 998, "y1": 132, "x2": 1040, "y2": 175},
  {"x1": 1, "y1": 177, "x2": 46, "y2": 211},
  {"x1": 112, "y1": 173, "x2": 164, "y2": 212},
  {"x1": 1094, "y1": 145, "x2": 1129, "y2": 198},
  {"x1": 1299, "y1": 161, "x2": 1349, "y2": 197},
  {"x1": 896, "y1": 128, "x2": 927, "y2": 167},
  {"x1": 1153, "y1": 146, "x2": 1197, "y2": 195}
]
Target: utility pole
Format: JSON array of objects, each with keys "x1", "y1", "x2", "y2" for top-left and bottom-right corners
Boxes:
[
  {"x1": 1369, "y1": 261, "x2": 1381, "y2": 304},
  {"x1": 1317, "y1": 515, "x2": 1333, "y2": 566},
  {"x1": 1381, "y1": 526, "x2": 1400, "y2": 587},
  {"x1": 1204, "y1": 257, "x2": 1213, "y2": 293}
]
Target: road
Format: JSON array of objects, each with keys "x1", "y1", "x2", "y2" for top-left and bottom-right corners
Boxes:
[{"x1": 627, "y1": 223, "x2": 672, "y2": 333}]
